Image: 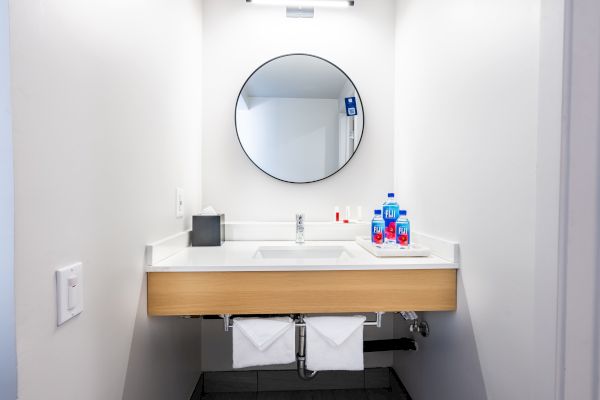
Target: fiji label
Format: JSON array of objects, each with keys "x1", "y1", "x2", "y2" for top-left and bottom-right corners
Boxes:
[
  {"x1": 372, "y1": 223, "x2": 384, "y2": 245},
  {"x1": 383, "y1": 207, "x2": 399, "y2": 241},
  {"x1": 384, "y1": 220, "x2": 396, "y2": 241},
  {"x1": 383, "y1": 208, "x2": 398, "y2": 221},
  {"x1": 397, "y1": 224, "x2": 410, "y2": 246}
]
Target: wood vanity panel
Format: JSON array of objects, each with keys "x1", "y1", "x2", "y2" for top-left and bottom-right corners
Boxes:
[{"x1": 147, "y1": 269, "x2": 457, "y2": 316}]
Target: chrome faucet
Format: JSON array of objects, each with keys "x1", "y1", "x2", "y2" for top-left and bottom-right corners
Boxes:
[{"x1": 296, "y1": 213, "x2": 305, "y2": 244}]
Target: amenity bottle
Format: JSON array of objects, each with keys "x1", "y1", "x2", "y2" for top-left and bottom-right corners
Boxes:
[
  {"x1": 396, "y1": 210, "x2": 410, "y2": 248},
  {"x1": 371, "y1": 210, "x2": 385, "y2": 246},
  {"x1": 382, "y1": 193, "x2": 400, "y2": 246}
]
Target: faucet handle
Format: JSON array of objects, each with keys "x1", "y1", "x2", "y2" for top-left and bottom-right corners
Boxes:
[{"x1": 296, "y1": 213, "x2": 305, "y2": 242}]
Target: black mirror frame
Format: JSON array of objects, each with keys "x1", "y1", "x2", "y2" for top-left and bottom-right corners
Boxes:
[{"x1": 234, "y1": 53, "x2": 365, "y2": 184}]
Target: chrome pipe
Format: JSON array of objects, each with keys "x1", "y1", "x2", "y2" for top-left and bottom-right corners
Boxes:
[{"x1": 296, "y1": 315, "x2": 318, "y2": 380}]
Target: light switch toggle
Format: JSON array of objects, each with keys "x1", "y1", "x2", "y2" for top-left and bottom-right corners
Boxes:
[
  {"x1": 56, "y1": 263, "x2": 83, "y2": 326},
  {"x1": 67, "y1": 275, "x2": 79, "y2": 310}
]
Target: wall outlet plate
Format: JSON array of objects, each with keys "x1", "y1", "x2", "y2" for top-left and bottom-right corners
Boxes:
[{"x1": 56, "y1": 262, "x2": 83, "y2": 326}]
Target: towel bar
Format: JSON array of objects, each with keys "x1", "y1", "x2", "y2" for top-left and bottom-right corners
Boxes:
[{"x1": 221, "y1": 312, "x2": 385, "y2": 332}]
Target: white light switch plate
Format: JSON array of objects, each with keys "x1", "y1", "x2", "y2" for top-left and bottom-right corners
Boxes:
[
  {"x1": 56, "y1": 262, "x2": 83, "y2": 326},
  {"x1": 176, "y1": 187, "x2": 184, "y2": 219}
]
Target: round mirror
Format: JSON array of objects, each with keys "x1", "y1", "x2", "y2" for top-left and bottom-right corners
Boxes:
[{"x1": 235, "y1": 54, "x2": 364, "y2": 183}]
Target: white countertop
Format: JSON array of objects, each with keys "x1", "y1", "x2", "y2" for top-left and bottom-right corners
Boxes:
[{"x1": 145, "y1": 240, "x2": 458, "y2": 272}]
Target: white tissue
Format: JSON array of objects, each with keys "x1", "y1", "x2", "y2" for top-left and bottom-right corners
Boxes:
[{"x1": 200, "y1": 206, "x2": 218, "y2": 216}]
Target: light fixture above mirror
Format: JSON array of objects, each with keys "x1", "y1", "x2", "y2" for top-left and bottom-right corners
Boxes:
[
  {"x1": 246, "y1": 0, "x2": 354, "y2": 18},
  {"x1": 246, "y1": 0, "x2": 355, "y2": 7}
]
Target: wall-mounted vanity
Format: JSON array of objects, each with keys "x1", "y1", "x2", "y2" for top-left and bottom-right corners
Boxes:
[{"x1": 145, "y1": 226, "x2": 458, "y2": 317}]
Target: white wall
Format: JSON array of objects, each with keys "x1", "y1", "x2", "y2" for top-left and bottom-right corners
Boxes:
[
  {"x1": 0, "y1": 0, "x2": 17, "y2": 398},
  {"x1": 11, "y1": 1, "x2": 204, "y2": 399},
  {"x1": 201, "y1": 0, "x2": 396, "y2": 221},
  {"x1": 237, "y1": 97, "x2": 339, "y2": 182},
  {"x1": 533, "y1": 0, "x2": 565, "y2": 398},
  {"x1": 393, "y1": 1, "x2": 543, "y2": 399}
]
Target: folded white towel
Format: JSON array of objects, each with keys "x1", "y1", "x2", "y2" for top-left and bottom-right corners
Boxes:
[
  {"x1": 304, "y1": 316, "x2": 366, "y2": 371},
  {"x1": 232, "y1": 317, "x2": 295, "y2": 369}
]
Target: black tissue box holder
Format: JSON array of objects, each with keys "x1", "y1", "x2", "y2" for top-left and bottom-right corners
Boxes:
[{"x1": 192, "y1": 214, "x2": 225, "y2": 246}]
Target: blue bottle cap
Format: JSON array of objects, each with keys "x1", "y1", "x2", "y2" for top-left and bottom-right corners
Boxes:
[
  {"x1": 387, "y1": 193, "x2": 395, "y2": 198},
  {"x1": 399, "y1": 210, "x2": 407, "y2": 216},
  {"x1": 374, "y1": 209, "x2": 382, "y2": 215}
]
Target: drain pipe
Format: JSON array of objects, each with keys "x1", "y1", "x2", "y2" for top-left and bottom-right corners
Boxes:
[{"x1": 296, "y1": 315, "x2": 318, "y2": 380}]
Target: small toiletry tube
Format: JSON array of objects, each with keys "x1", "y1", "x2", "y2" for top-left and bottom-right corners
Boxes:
[
  {"x1": 356, "y1": 206, "x2": 363, "y2": 222},
  {"x1": 192, "y1": 214, "x2": 225, "y2": 246},
  {"x1": 334, "y1": 206, "x2": 340, "y2": 222},
  {"x1": 344, "y1": 206, "x2": 351, "y2": 223}
]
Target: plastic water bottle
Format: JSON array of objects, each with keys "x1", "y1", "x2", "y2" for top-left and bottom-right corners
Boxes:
[
  {"x1": 382, "y1": 193, "x2": 400, "y2": 246},
  {"x1": 371, "y1": 210, "x2": 385, "y2": 246},
  {"x1": 396, "y1": 210, "x2": 410, "y2": 248}
]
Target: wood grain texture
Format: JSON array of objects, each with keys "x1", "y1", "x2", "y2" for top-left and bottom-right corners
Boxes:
[{"x1": 147, "y1": 269, "x2": 456, "y2": 316}]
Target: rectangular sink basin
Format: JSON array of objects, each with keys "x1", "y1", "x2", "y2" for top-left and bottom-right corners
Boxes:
[{"x1": 254, "y1": 245, "x2": 352, "y2": 260}]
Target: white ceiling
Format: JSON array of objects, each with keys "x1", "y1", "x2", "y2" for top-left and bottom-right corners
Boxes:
[{"x1": 243, "y1": 55, "x2": 351, "y2": 99}]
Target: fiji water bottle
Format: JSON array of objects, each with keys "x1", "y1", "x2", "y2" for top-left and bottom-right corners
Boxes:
[
  {"x1": 371, "y1": 210, "x2": 385, "y2": 246},
  {"x1": 396, "y1": 210, "x2": 410, "y2": 247},
  {"x1": 382, "y1": 193, "x2": 400, "y2": 246}
]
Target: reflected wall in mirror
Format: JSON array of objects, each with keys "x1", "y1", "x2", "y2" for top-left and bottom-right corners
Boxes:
[{"x1": 235, "y1": 54, "x2": 364, "y2": 183}]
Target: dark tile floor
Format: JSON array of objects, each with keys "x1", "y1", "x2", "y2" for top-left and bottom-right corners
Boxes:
[
  {"x1": 195, "y1": 368, "x2": 411, "y2": 400},
  {"x1": 202, "y1": 389, "x2": 403, "y2": 400}
]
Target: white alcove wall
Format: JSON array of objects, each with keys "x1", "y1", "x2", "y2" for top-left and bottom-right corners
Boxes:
[
  {"x1": 391, "y1": 1, "x2": 564, "y2": 400},
  {"x1": 11, "y1": 1, "x2": 205, "y2": 400}
]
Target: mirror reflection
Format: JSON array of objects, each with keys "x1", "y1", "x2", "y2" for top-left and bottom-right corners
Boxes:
[{"x1": 235, "y1": 54, "x2": 364, "y2": 183}]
